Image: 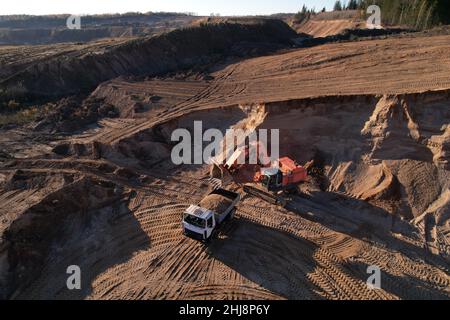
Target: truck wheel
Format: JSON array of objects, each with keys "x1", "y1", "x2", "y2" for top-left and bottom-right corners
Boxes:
[
  {"x1": 205, "y1": 230, "x2": 217, "y2": 244},
  {"x1": 227, "y1": 208, "x2": 236, "y2": 220}
]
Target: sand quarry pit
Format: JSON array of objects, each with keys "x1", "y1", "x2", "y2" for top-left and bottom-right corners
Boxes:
[{"x1": 0, "y1": 26, "x2": 450, "y2": 300}]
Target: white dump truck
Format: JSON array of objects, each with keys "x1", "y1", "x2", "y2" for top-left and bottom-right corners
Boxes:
[{"x1": 182, "y1": 188, "x2": 240, "y2": 242}]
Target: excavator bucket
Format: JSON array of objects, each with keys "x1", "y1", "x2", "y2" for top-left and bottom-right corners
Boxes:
[
  {"x1": 210, "y1": 163, "x2": 223, "y2": 179},
  {"x1": 209, "y1": 164, "x2": 234, "y2": 188}
]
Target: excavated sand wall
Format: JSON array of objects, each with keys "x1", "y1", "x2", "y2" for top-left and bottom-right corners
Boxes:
[
  {"x1": 0, "y1": 174, "x2": 131, "y2": 299},
  {"x1": 0, "y1": 20, "x2": 296, "y2": 101},
  {"x1": 60, "y1": 91, "x2": 449, "y2": 221},
  {"x1": 102, "y1": 106, "x2": 251, "y2": 167},
  {"x1": 260, "y1": 92, "x2": 450, "y2": 220}
]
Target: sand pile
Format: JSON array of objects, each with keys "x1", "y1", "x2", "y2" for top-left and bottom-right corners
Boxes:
[{"x1": 199, "y1": 194, "x2": 232, "y2": 214}]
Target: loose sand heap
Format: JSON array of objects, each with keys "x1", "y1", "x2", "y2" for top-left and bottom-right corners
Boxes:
[
  {"x1": 199, "y1": 194, "x2": 233, "y2": 214},
  {"x1": 0, "y1": 20, "x2": 449, "y2": 300}
]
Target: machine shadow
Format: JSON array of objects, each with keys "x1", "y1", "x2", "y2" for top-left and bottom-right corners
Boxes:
[
  {"x1": 285, "y1": 190, "x2": 450, "y2": 274},
  {"x1": 207, "y1": 217, "x2": 324, "y2": 300},
  {"x1": 341, "y1": 259, "x2": 450, "y2": 300}
]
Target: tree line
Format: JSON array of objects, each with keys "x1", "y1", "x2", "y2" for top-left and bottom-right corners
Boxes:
[{"x1": 295, "y1": 0, "x2": 450, "y2": 30}]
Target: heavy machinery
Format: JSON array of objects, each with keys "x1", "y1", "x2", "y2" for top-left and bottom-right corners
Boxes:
[
  {"x1": 182, "y1": 188, "x2": 240, "y2": 242},
  {"x1": 243, "y1": 156, "x2": 309, "y2": 207},
  {"x1": 209, "y1": 140, "x2": 270, "y2": 182},
  {"x1": 253, "y1": 157, "x2": 308, "y2": 192},
  {"x1": 210, "y1": 142, "x2": 309, "y2": 207}
]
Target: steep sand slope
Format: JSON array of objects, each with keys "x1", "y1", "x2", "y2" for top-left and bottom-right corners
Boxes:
[
  {"x1": 0, "y1": 19, "x2": 296, "y2": 100},
  {"x1": 198, "y1": 34, "x2": 450, "y2": 108},
  {"x1": 296, "y1": 19, "x2": 366, "y2": 37},
  {"x1": 293, "y1": 10, "x2": 365, "y2": 37}
]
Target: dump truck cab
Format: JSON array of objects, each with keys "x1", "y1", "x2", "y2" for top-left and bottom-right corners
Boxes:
[{"x1": 182, "y1": 205, "x2": 217, "y2": 241}]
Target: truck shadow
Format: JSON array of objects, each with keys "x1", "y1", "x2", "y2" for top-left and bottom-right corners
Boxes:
[{"x1": 206, "y1": 218, "x2": 324, "y2": 300}]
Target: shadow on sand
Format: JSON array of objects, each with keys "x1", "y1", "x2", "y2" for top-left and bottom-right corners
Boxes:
[{"x1": 207, "y1": 217, "x2": 324, "y2": 300}]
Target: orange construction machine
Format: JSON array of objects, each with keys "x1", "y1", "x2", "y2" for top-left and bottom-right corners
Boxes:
[
  {"x1": 209, "y1": 141, "x2": 309, "y2": 207},
  {"x1": 253, "y1": 157, "x2": 308, "y2": 192}
]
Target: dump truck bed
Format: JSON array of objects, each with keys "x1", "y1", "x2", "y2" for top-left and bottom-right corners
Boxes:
[{"x1": 199, "y1": 189, "x2": 240, "y2": 224}]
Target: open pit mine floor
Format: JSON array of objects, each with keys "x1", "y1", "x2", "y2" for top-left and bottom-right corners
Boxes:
[{"x1": 0, "y1": 32, "x2": 449, "y2": 300}]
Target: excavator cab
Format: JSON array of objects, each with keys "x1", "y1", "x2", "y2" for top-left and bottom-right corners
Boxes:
[{"x1": 260, "y1": 168, "x2": 283, "y2": 191}]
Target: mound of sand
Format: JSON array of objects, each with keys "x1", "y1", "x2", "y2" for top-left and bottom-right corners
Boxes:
[{"x1": 199, "y1": 194, "x2": 232, "y2": 214}]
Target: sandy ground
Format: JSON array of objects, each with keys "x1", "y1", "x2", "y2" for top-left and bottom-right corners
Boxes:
[
  {"x1": 290, "y1": 10, "x2": 366, "y2": 38},
  {"x1": 295, "y1": 19, "x2": 366, "y2": 37},
  {"x1": 0, "y1": 32, "x2": 449, "y2": 300}
]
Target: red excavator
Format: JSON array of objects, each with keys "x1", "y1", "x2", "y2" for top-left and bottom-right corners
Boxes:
[
  {"x1": 253, "y1": 156, "x2": 308, "y2": 192},
  {"x1": 209, "y1": 142, "x2": 309, "y2": 207}
]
